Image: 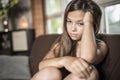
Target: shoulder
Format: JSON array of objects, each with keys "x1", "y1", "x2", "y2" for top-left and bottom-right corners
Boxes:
[
  {"x1": 43, "y1": 43, "x2": 60, "y2": 59},
  {"x1": 96, "y1": 39, "x2": 107, "y2": 48},
  {"x1": 94, "y1": 39, "x2": 108, "y2": 64},
  {"x1": 96, "y1": 39, "x2": 108, "y2": 56},
  {"x1": 51, "y1": 42, "x2": 60, "y2": 51}
]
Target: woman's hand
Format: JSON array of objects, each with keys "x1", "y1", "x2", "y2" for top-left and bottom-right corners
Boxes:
[
  {"x1": 83, "y1": 12, "x2": 93, "y2": 25},
  {"x1": 63, "y1": 56, "x2": 93, "y2": 79}
]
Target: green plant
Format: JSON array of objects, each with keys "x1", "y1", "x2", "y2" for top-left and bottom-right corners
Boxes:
[{"x1": 0, "y1": 0, "x2": 19, "y2": 17}]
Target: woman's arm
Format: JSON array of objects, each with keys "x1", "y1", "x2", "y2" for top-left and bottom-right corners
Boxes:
[
  {"x1": 76, "y1": 12, "x2": 96, "y2": 64},
  {"x1": 38, "y1": 43, "x2": 77, "y2": 70},
  {"x1": 39, "y1": 43, "x2": 92, "y2": 78},
  {"x1": 38, "y1": 43, "x2": 63, "y2": 70},
  {"x1": 78, "y1": 12, "x2": 107, "y2": 64}
]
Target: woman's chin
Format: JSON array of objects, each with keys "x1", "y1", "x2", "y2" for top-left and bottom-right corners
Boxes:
[
  {"x1": 71, "y1": 37, "x2": 80, "y2": 41},
  {"x1": 71, "y1": 37, "x2": 81, "y2": 41}
]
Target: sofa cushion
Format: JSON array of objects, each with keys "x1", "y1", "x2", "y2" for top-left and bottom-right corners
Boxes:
[{"x1": 0, "y1": 55, "x2": 31, "y2": 79}]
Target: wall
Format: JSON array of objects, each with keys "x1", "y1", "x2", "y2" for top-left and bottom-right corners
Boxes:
[
  {"x1": 31, "y1": 0, "x2": 45, "y2": 38},
  {"x1": 8, "y1": 0, "x2": 33, "y2": 30},
  {"x1": 95, "y1": 0, "x2": 120, "y2": 5}
]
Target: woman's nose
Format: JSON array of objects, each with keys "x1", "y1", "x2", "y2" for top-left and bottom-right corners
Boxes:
[{"x1": 72, "y1": 23, "x2": 77, "y2": 32}]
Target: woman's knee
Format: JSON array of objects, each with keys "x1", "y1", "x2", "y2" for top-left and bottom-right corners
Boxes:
[
  {"x1": 41, "y1": 67, "x2": 62, "y2": 79},
  {"x1": 64, "y1": 66, "x2": 99, "y2": 80},
  {"x1": 31, "y1": 67, "x2": 62, "y2": 80},
  {"x1": 64, "y1": 73, "x2": 86, "y2": 80}
]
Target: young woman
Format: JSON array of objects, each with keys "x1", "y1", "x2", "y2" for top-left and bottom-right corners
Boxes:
[{"x1": 31, "y1": 0, "x2": 108, "y2": 80}]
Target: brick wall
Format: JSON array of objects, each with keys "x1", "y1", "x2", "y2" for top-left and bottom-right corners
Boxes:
[{"x1": 31, "y1": 0, "x2": 45, "y2": 37}]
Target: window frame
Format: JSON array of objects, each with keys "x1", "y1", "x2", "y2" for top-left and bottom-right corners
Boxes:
[
  {"x1": 100, "y1": 0, "x2": 120, "y2": 34},
  {"x1": 44, "y1": 0, "x2": 71, "y2": 34}
]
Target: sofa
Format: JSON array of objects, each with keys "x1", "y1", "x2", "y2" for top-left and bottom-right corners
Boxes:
[
  {"x1": 0, "y1": 55, "x2": 31, "y2": 80},
  {"x1": 29, "y1": 34, "x2": 120, "y2": 80}
]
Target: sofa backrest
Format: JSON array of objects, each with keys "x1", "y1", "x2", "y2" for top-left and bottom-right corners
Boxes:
[
  {"x1": 29, "y1": 34, "x2": 60, "y2": 76},
  {"x1": 29, "y1": 34, "x2": 120, "y2": 80},
  {"x1": 97, "y1": 34, "x2": 120, "y2": 80}
]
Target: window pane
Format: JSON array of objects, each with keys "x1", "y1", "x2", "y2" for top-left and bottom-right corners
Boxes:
[
  {"x1": 105, "y1": 4, "x2": 120, "y2": 34},
  {"x1": 45, "y1": 0, "x2": 61, "y2": 15},
  {"x1": 44, "y1": 0, "x2": 71, "y2": 34},
  {"x1": 60, "y1": 0, "x2": 72, "y2": 12},
  {"x1": 46, "y1": 17, "x2": 62, "y2": 34}
]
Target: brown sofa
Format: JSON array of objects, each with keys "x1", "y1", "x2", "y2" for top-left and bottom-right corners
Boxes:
[{"x1": 29, "y1": 34, "x2": 120, "y2": 80}]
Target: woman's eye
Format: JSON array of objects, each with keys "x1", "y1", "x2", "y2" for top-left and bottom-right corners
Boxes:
[
  {"x1": 67, "y1": 20, "x2": 72, "y2": 23},
  {"x1": 77, "y1": 23, "x2": 84, "y2": 26}
]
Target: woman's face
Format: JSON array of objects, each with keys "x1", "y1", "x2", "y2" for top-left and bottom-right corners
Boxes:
[{"x1": 66, "y1": 10, "x2": 85, "y2": 41}]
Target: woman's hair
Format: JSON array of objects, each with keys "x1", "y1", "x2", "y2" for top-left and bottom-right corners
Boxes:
[{"x1": 54, "y1": 0, "x2": 102, "y2": 57}]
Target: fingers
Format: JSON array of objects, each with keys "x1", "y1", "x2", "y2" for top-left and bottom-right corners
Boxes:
[
  {"x1": 65, "y1": 58, "x2": 93, "y2": 79},
  {"x1": 83, "y1": 12, "x2": 93, "y2": 24},
  {"x1": 80, "y1": 58, "x2": 93, "y2": 74},
  {"x1": 79, "y1": 58, "x2": 92, "y2": 78},
  {"x1": 70, "y1": 60, "x2": 87, "y2": 78},
  {"x1": 87, "y1": 66, "x2": 93, "y2": 73},
  {"x1": 71, "y1": 58, "x2": 92, "y2": 78}
]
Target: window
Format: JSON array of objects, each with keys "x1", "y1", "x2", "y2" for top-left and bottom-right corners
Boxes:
[
  {"x1": 44, "y1": 0, "x2": 71, "y2": 34},
  {"x1": 104, "y1": 3, "x2": 120, "y2": 34}
]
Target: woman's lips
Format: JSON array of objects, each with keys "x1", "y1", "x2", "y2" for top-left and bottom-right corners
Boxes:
[{"x1": 70, "y1": 34, "x2": 78, "y2": 38}]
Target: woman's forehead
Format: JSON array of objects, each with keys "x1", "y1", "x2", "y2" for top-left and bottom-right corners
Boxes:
[{"x1": 67, "y1": 10, "x2": 85, "y2": 21}]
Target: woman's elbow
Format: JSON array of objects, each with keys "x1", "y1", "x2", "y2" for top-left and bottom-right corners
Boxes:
[{"x1": 81, "y1": 51, "x2": 97, "y2": 64}]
